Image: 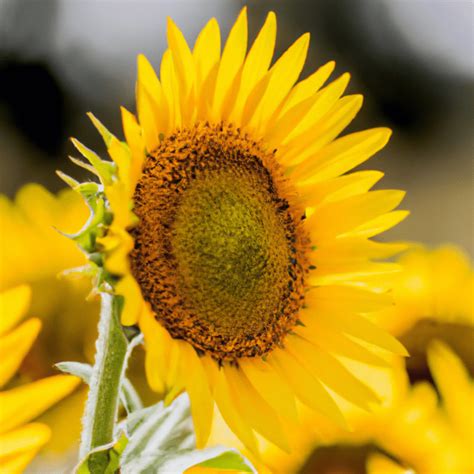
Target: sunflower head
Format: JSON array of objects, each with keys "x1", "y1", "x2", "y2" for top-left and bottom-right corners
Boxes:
[{"x1": 63, "y1": 8, "x2": 408, "y2": 453}]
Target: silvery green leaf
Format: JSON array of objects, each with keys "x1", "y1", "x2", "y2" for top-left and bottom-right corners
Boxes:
[
  {"x1": 121, "y1": 393, "x2": 194, "y2": 470},
  {"x1": 55, "y1": 361, "x2": 92, "y2": 383},
  {"x1": 127, "y1": 446, "x2": 255, "y2": 474},
  {"x1": 121, "y1": 393, "x2": 256, "y2": 474},
  {"x1": 56, "y1": 361, "x2": 143, "y2": 414}
]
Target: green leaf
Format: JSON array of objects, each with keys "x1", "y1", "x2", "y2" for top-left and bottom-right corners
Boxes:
[
  {"x1": 197, "y1": 451, "x2": 254, "y2": 472},
  {"x1": 56, "y1": 362, "x2": 92, "y2": 383},
  {"x1": 120, "y1": 394, "x2": 255, "y2": 474}
]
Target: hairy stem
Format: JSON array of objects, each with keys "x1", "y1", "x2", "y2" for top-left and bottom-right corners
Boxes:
[{"x1": 79, "y1": 292, "x2": 128, "y2": 464}]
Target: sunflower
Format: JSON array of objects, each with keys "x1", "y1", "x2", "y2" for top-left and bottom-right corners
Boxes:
[
  {"x1": 365, "y1": 341, "x2": 473, "y2": 474},
  {"x1": 376, "y1": 245, "x2": 474, "y2": 377},
  {"x1": 0, "y1": 184, "x2": 98, "y2": 369},
  {"x1": 0, "y1": 285, "x2": 80, "y2": 473},
  {"x1": 66, "y1": 8, "x2": 408, "y2": 453},
  {"x1": 0, "y1": 184, "x2": 99, "y2": 469},
  {"x1": 377, "y1": 245, "x2": 473, "y2": 336}
]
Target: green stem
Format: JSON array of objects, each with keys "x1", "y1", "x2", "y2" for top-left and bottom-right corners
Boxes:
[{"x1": 79, "y1": 292, "x2": 128, "y2": 465}]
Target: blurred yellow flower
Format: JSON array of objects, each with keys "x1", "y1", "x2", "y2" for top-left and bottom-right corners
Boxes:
[
  {"x1": 0, "y1": 184, "x2": 100, "y2": 470},
  {"x1": 378, "y1": 244, "x2": 473, "y2": 334},
  {"x1": 0, "y1": 183, "x2": 99, "y2": 369},
  {"x1": 378, "y1": 244, "x2": 474, "y2": 378},
  {"x1": 0, "y1": 285, "x2": 80, "y2": 473}
]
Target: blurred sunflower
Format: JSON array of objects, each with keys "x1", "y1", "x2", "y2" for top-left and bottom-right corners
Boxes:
[
  {"x1": 365, "y1": 340, "x2": 473, "y2": 474},
  {"x1": 0, "y1": 184, "x2": 99, "y2": 466},
  {"x1": 67, "y1": 8, "x2": 408, "y2": 453},
  {"x1": 0, "y1": 184, "x2": 98, "y2": 368},
  {"x1": 0, "y1": 285, "x2": 80, "y2": 473},
  {"x1": 376, "y1": 245, "x2": 474, "y2": 377}
]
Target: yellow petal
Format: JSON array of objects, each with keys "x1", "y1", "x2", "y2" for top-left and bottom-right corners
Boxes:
[
  {"x1": 212, "y1": 7, "x2": 248, "y2": 119},
  {"x1": 163, "y1": 339, "x2": 184, "y2": 405},
  {"x1": 305, "y1": 285, "x2": 393, "y2": 314},
  {"x1": 427, "y1": 340, "x2": 473, "y2": 440},
  {"x1": 176, "y1": 341, "x2": 214, "y2": 448},
  {"x1": 0, "y1": 318, "x2": 41, "y2": 388},
  {"x1": 0, "y1": 375, "x2": 80, "y2": 434},
  {"x1": 193, "y1": 18, "x2": 221, "y2": 89},
  {"x1": 0, "y1": 285, "x2": 31, "y2": 336},
  {"x1": 0, "y1": 437, "x2": 50, "y2": 474},
  {"x1": 278, "y1": 60, "x2": 336, "y2": 115},
  {"x1": 161, "y1": 49, "x2": 182, "y2": 129},
  {"x1": 245, "y1": 33, "x2": 310, "y2": 133},
  {"x1": 299, "y1": 170, "x2": 384, "y2": 207},
  {"x1": 200, "y1": 355, "x2": 219, "y2": 395},
  {"x1": 307, "y1": 190, "x2": 405, "y2": 243},
  {"x1": 140, "y1": 306, "x2": 173, "y2": 395},
  {"x1": 224, "y1": 365, "x2": 289, "y2": 452},
  {"x1": 228, "y1": 11, "x2": 276, "y2": 123},
  {"x1": 298, "y1": 323, "x2": 390, "y2": 367},
  {"x1": 136, "y1": 80, "x2": 160, "y2": 152},
  {"x1": 349, "y1": 210, "x2": 409, "y2": 238},
  {"x1": 315, "y1": 310, "x2": 408, "y2": 356},
  {"x1": 309, "y1": 261, "x2": 400, "y2": 286},
  {"x1": 286, "y1": 335, "x2": 379, "y2": 411},
  {"x1": 239, "y1": 357, "x2": 298, "y2": 422},
  {"x1": 311, "y1": 239, "x2": 406, "y2": 264},
  {"x1": 137, "y1": 54, "x2": 169, "y2": 134},
  {"x1": 116, "y1": 274, "x2": 143, "y2": 326},
  {"x1": 367, "y1": 453, "x2": 411, "y2": 474},
  {"x1": 0, "y1": 422, "x2": 50, "y2": 461},
  {"x1": 292, "y1": 127, "x2": 392, "y2": 184},
  {"x1": 269, "y1": 348, "x2": 347, "y2": 427},
  {"x1": 167, "y1": 17, "x2": 195, "y2": 100},
  {"x1": 121, "y1": 106, "x2": 145, "y2": 188},
  {"x1": 266, "y1": 72, "x2": 350, "y2": 147},
  {"x1": 279, "y1": 94, "x2": 364, "y2": 167},
  {"x1": 214, "y1": 367, "x2": 258, "y2": 455}
]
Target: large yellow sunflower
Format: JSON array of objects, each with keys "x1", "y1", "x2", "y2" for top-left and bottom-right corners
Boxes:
[
  {"x1": 0, "y1": 285, "x2": 80, "y2": 473},
  {"x1": 66, "y1": 8, "x2": 408, "y2": 453}
]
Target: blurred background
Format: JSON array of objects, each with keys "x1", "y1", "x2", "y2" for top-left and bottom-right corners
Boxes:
[
  {"x1": 1, "y1": 0, "x2": 473, "y2": 253},
  {"x1": 0, "y1": 1, "x2": 472, "y2": 473}
]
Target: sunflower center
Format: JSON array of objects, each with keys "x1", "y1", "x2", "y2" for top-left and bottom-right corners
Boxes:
[{"x1": 130, "y1": 123, "x2": 309, "y2": 361}]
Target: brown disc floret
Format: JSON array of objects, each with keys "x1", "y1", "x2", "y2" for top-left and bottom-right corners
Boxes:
[{"x1": 130, "y1": 122, "x2": 310, "y2": 362}]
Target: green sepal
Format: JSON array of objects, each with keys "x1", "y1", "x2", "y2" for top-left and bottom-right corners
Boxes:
[
  {"x1": 71, "y1": 137, "x2": 116, "y2": 186},
  {"x1": 75, "y1": 433, "x2": 128, "y2": 474},
  {"x1": 87, "y1": 112, "x2": 114, "y2": 148},
  {"x1": 56, "y1": 170, "x2": 80, "y2": 189}
]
